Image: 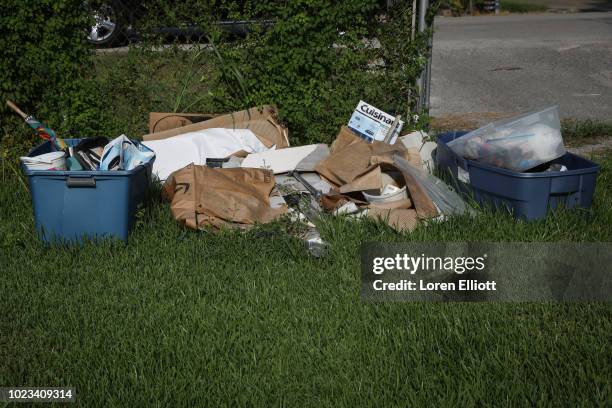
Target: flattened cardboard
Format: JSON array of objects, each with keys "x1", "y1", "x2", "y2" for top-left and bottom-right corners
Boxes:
[
  {"x1": 143, "y1": 105, "x2": 290, "y2": 149},
  {"x1": 295, "y1": 144, "x2": 330, "y2": 172},
  {"x1": 149, "y1": 112, "x2": 219, "y2": 134},
  {"x1": 241, "y1": 144, "x2": 321, "y2": 174}
]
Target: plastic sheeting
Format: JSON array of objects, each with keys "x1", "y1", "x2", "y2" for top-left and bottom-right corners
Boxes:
[{"x1": 142, "y1": 128, "x2": 271, "y2": 180}]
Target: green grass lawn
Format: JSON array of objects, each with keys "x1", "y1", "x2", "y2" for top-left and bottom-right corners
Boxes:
[
  {"x1": 1, "y1": 149, "x2": 610, "y2": 406},
  {"x1": 501, "y1": 1, "x2": 548, "y2": 13}
]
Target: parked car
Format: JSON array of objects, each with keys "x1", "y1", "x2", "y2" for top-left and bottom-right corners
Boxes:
[{"x1": 86, "y1": 1, "x2": 272, "y2": 47}]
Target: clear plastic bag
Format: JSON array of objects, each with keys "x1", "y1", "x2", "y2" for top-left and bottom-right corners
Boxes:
[
  {"x1": 394, "y1": 155, "x2": 474, "y2": 217},
  {"x1": 447, "y1": 106, "x2": 565, "y2": 172}
]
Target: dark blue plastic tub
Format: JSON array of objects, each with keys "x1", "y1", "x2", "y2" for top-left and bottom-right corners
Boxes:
[
  {"x1": 436, "y1": 131, "x2": 599, "y2": 220},
  {"x1": 22, "y1": 139, "x2": 155, "y2": 243}
]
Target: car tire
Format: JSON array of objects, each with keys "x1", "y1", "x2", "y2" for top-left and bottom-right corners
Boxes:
[{"x1": 87, "y1": 1, "x2": 125, "y2": 47}]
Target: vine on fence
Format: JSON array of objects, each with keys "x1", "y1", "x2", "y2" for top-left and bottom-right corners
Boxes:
[{"x1": 204, "y1": 0, "x2": 437, "y2": 144}]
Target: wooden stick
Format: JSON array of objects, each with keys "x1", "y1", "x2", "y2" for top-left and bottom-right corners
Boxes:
[
  {"x1": 6, "y1": 100, "x2": 28, "y2": 119},
  {"x1": 384, "y1": 114, "x2": 402, "y2": 144}
]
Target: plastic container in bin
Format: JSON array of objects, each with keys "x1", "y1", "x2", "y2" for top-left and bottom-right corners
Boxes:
[
  {"x1": 436, "y1": 131, "x2": 599, "y2": 220},
  {"x1": 22, "y1": 139, "x2": 155, "y2": 243},
  {"x1": 446, "y1": 106, "x2": 565, "y2": 171}
]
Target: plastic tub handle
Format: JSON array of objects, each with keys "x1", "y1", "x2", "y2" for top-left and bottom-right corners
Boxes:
[{"x1": 66, "y1": 176, "x2": 96, "y2": 188}]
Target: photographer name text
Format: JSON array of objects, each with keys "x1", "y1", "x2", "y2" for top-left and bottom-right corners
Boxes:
[{"x1": 371, "y1": 254, "x2": 497, "y2": 292}]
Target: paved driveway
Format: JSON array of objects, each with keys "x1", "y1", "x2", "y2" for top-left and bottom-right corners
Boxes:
[{"x1": 430, "y1": 12, "x2": 612, "y2": 120}]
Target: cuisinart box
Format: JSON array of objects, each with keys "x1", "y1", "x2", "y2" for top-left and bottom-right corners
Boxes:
[{"x1": 348, "y1": 100, "x2": 404, "y2": 144}]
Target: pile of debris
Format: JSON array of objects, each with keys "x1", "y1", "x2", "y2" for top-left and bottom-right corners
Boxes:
[
  {"x1": 138, "y1": 103, "x2": 471, "y2": 256},
  {"x1": 16, "y1": 98, "x2": 597, "y2": 250}
]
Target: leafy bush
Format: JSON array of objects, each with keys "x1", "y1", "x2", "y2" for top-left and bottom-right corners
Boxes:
[
  {"x1": 0, "y1": 0, "x2": 93, "y2": 158},
  {"x1": 440, "y1": 0, "x2": 547, "y2": 14},
  {"x1": 203, "y1": 0, "x2": 436, "y2": 144},
  {"x1": 501, "y1": 1, "x2": 547, "y2": 13},
  {"x1": 1, "y1": 0, "x2": 436, "y2": 157},
  {"x1": 132, "y1": 0, "x2": 437, "y2": 144}
]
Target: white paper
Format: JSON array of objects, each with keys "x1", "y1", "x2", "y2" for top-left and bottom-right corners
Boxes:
[
  {"x1": 400, "y1": 132, "x2": 436, "y2": 173},
  {"x1": 100, "y1": 134, "x2": 155, "y2": 171},
  {"x1": 420, "y1": 142, "x2": 437, "y2": 173},
  {"x1": 457, "y1": 167, "x2": 470, "y2": 184},
  {"x1": 400, "y1": 131, "x2": 426, "y2": 150},
  {"x1": 241, "y1": 144, "x2": 321, "y2": 174},
  {"x1": 142, "y1": 128, "x2": 271, "y2": 180}
]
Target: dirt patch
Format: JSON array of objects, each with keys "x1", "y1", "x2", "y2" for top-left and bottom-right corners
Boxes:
[
  {"x1": 567, "y1": 140, "x2": 612, "y2": 156},
  {"x1": 431, "y1": 112, "x2": 518, "y2": 132}
]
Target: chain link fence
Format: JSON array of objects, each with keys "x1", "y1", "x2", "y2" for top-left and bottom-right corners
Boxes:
[{"x1": 91, "y1": 1, "x2": 437, "y2": 141}]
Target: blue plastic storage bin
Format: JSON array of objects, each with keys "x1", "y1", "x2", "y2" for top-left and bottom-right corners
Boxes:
[
  {"x1": 436, "y1": 131, "x2": 599, "y2": 220},
  {"x1": 22, "y1": 139, "x2": 155, "y2": 243}
]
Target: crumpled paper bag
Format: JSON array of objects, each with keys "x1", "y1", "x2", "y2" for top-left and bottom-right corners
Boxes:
[
  {"x1": 315, "y1": 127, "x2": 437, "y2": 220},
  {"x1": 164, "y1": 164, "x2": 287, "y2": 230},
  {"x1": 315, "y1": 126, "x2": 413, "y2": 189}
]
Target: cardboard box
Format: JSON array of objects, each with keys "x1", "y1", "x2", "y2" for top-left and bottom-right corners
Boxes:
[
  {"x1": 149, "y1": 113, "x2": 219, "y2": 134},
  {"x1": 143, "y1": 105, "x2": 290, "y2": 149},
  {"x1": 348, "y1": 100, "x2": 404, "y2": 144}
]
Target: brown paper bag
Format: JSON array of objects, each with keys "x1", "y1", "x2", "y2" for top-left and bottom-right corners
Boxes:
[
  {"x1": 338, "y1": 166, "x2": 381, "y2": 194},
  {"x1": 368, "y1": 199, "x2": 413, "y2": 210},
  {"x1": 397, "y1": 165, "x2": 438, "y2": 218},
  {"x1": 315, "y1": 126, "x2": 421, "y2": 188},
  {"x1": 143, "y1": 105, "x2": 290, "y2": 149},
  {"x1": 322, "y1": 163, "x2": 437, "y2": 218},
  {"x1": 164, "y1": 164, "x2": 287, "y2": 230},
  {"x1": 367, "y1": 208, "x2": 419, "y2": 232},
  {"x1": 315, "y1": 127, "x2": 436, "y2": 218}
]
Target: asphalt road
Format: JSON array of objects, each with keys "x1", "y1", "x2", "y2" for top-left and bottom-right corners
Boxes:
[{"x1": 430, "y1": 12, "x2": 612, "y2": 120}]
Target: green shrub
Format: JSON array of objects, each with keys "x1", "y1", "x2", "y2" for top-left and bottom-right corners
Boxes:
[
  {"x1": 1, "y1": 0, "x2": 436, "y2": 157},
  {"x1": 440, "y1": 0, "x2": 547, "y2": 14},
  {"x1": 204, "y1": 0, "x2": 436, "y2": 145},
  {"x1": 0, "y1": 0, "x2": 93, "y2": 157},
  {"x1": 501, "y1": 1, "x2": 547, "y2": 13}
]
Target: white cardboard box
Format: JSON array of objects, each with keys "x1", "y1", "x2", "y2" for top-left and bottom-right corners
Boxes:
[{"x1": 348, "y1": 100, "x2": 404, "y2": 144}]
